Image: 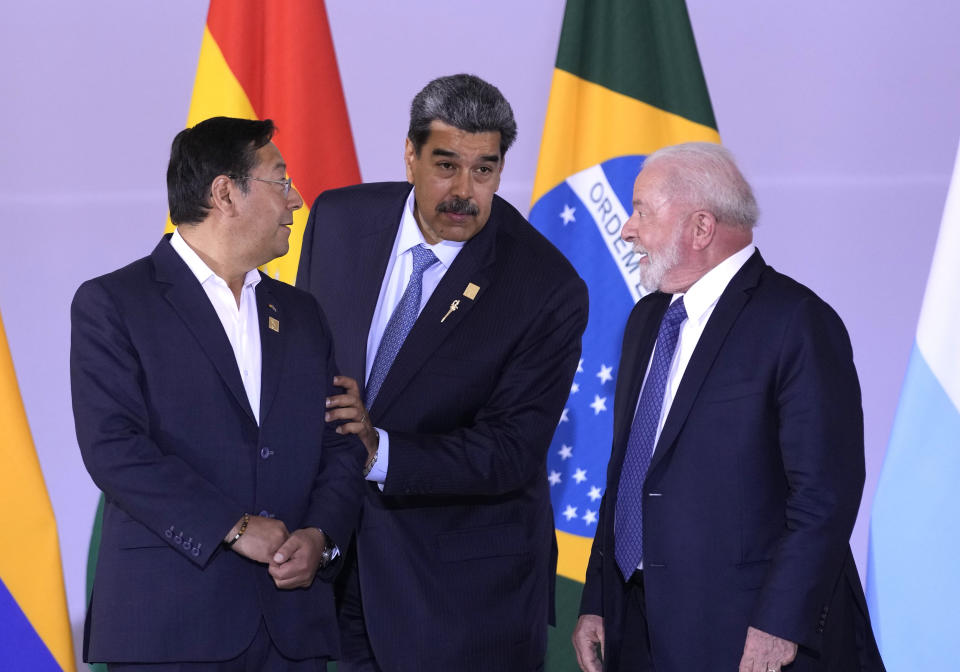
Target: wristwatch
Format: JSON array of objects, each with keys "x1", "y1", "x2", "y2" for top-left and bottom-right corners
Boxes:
[{"x1": 317, "y1": 529, "x2": 336, "y2": 567}]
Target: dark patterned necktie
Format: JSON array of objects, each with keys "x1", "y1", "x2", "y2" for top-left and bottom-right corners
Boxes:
[
  {"x1": 615, "y1": 297, "x2": 687, "y2": 580},
  {"x1": 365, "y1": 244, "x2": 438, "y2": 407}
]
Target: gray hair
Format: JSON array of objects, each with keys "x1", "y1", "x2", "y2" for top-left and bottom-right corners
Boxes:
[
  {"x1": 408, "y1": 74, "x2": 517, "y2": 158},
  {"x1": 642, "y1": 142, "x2": 759, "y2": 230}
]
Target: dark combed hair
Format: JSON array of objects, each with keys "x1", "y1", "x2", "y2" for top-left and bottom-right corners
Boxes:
[
  {"x1": 166, "y1": 116, "x2": 275, "y2": 225},
  {"x1": 407, "y1": 74, "x2": 517, "y2": 158}
]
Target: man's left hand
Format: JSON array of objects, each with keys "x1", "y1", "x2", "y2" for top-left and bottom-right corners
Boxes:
[
  {"x1": 738, "y1": 626, "x2": 798, "y2": 672},
  {"x1": 268, "y1": 528, "x2": 326, "y2": 589}
]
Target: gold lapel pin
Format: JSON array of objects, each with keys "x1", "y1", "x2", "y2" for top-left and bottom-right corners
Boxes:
[
  {"x1": 268, "y1": 317, "x2": 280, "y2": 333},
  {"x1": 463, "y1": 283, "x2": 479, "y2": 300},
  {"x1": 441, "y1": 299, "x2": 460, "y2": 323}
]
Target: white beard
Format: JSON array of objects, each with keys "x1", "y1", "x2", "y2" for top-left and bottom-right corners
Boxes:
[{"x1": 635, "y1": 226, "x2": 683, "y2": 292}]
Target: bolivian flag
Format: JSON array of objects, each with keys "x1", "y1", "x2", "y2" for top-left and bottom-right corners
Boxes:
[
  {"x1": 162, "y1": 0, "x2": 361, "y2": 283},
  {"x1": 1, "y1": 309, "x2": 75, "y2": 671},
  {"x1": 529, "y1": 1, "x2": 719, "y2": 666}
]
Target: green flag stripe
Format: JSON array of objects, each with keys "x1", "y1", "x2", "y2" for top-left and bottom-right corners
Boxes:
[{"x1": 555, "y1": 0, "x2": 717, "y2": 130}]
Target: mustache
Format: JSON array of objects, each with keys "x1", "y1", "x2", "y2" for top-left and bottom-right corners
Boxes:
[{"x1": 436, "y1": 198, "x2": 479, "y2": 216}]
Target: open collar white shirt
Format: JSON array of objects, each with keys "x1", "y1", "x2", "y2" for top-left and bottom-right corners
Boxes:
[{"x1": 170, "y1": 228, "x2": 263, "y2": 424}]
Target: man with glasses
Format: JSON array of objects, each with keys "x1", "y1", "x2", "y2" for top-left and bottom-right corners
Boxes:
[{"x1": 71, "y1": 116, "x2": 366, "y2": 671}]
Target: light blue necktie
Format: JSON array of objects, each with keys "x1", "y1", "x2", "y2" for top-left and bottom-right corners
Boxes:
[
  {"x1": 615, "y1": 297, "x2": 687, "y2": 581},
  {"x1": 365, "y1": 244, "x2": 438, "y2": 407}
]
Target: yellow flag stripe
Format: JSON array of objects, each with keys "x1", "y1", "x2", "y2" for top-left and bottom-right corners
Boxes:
[
  {"x1": 163, "y1": 26, "x2": 309, "y2": 284},
  {"x1": 532, "y1": 69, "x2": 721, "y2": 205},
  {"x1": 0, "y1": 312, "x2": 75, "y2": 671},
  {"x1": 557, "y1": 529, "x2": 593, "y2": 583}
]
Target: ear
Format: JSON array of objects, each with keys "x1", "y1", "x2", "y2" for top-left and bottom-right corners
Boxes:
[
  {"x1": 690, "y1": 210, "x2": 716, "y2": 251},
  {"x1": 404, "y1": 138, "x2": 417, "y2": 184},
  {"x1": 209, "y1": 175, "x2": 239, "y2": 216}
]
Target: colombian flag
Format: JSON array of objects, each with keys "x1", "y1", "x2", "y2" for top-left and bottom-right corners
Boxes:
[
  {"x1": 529, "y1": 1, "x2": 719, "y2": 666},
  {"x1": 86, "y1": 2, "x2": 359, "y2": 669},
  {"x1": 0, "y1": 309, "x2": 76, "y2": 671}
]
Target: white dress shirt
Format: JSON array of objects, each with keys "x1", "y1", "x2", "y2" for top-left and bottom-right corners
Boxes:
[
  {"x1": 364, "y1": 189, "x2": 465, "y2": 484},
  {"x1": 170, "y1": 228, "x2": 263, "y2": 424}
]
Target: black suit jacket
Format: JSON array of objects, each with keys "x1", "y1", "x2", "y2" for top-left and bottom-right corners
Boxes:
[
  {"x1": 71, "y1": 235, "x2": 366, "y2": 663},
  {"x1": 297, "y1": 182, "x2": 588, "y2": 671},
  {"x1": 581, "y1": 250, "x2": 884, "y2": 671}
]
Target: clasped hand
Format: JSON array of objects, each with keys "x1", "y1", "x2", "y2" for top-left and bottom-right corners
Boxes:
[{"x1": 228, "y1": 516, "x2": 326, "y2": 589}]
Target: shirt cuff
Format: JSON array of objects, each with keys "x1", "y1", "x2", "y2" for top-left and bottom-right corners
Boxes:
[{"x1": 365, "y1": 428, "x2": 389, "y2": 492}]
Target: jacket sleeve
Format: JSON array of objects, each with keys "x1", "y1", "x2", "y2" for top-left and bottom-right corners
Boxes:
[{"x1": 749, "y1": 296, "x2": 865, "y2": 652}]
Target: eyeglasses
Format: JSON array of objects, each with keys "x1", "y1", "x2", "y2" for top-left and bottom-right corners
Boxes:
[{"x1": 231, "y1": 175, "x2": 293, "y2": 197}]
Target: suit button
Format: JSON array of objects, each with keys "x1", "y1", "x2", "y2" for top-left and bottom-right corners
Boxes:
[{"x1": 260, "y1": 446, "x2": 274, "y2": 459}]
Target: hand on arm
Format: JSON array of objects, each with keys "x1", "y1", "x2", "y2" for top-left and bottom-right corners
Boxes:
[
  {"x1": 572, "y1": 614, "x2": 605, "y2": 672},
  {"x1": 325, "y1": 375, "x2": 379, "y2": 461},
  {"x1": 738, "y1": 626, "x2": 797, "y2": 672}
]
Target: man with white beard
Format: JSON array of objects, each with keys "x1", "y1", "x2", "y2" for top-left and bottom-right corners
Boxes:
[{"x1": 572, "y1": 143, "x2": 884, "y2": 672}]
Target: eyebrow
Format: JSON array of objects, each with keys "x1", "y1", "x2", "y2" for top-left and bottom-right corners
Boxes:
[{"x1": 431, "y1": 148, "x2": 501, "y2": 163}]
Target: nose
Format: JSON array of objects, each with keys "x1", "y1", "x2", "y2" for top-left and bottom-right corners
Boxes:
[
  {"x1": 288, "y1": 185, "x2": 304, "y2": 211},
  {"x1": 451, "y1": 169, "x2": 474, "y2": 200},
  {"x1": 621, "y1": 211, "x2": 640, "y2": 243}
]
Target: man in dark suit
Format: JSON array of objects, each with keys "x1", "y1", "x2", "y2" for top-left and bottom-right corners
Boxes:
[
  {"x1": 296, "y1": 74, "x2": 588, "y2": 671},
  {"x1": 572, "y1": 143, "x2": 884, "y2": 672},
  {"x1": 71, "y1": 116, "x2": 366, "y2": 671}
]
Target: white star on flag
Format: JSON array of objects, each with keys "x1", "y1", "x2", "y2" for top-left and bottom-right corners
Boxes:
[
  {"x1": 563, "y1": 505, "x2": 578, "y2": 521},
  {"x1": 548, "y1": 470, "x2": 562, "y2": 486},
  {"x1": 596, "y1": 364, "x2": 614, "y2": 384},
  {"x1": 588, "y1": 485, "x2": 603, "y2": 502},
  {"x1": 582, "y1": 509, "x2": 598, "y2": 525},
  {"x1": 560, "y1": 204, "x2": 576, "y2": 225},
  {"x1": 571, "y1": 382, "x2": 580, "y2": 394},
  {"x1": 589, "y1": 395, "x2": 607, "y2": 415},
  {"x1": 559, "y1": 408, "x2": 570, "y2": 424},
  {"x1": 573, "y1": 468, "x2": 587, "y2": 484},
  {"x1": 558, "y1": 444, "x2": 573, "y2": 460}
]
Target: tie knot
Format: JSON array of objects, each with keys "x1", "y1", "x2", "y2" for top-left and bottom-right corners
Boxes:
[
  {"x1": 663, "y1": 296, "x2": 687, "y2": 329},
  {"x1": 410, "y1": 244, "x2": 439, "y2": 274}
]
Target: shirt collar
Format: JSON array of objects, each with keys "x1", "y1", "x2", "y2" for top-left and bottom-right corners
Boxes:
[
  {"x1": 170, "y1": 228, "x2": 261, "y2": 290},
  {"x1": 674, "y1": 243, "x2": 756, "y2": 323},
  {"x1": 400, "y1": 188, "x2": 465, "y2": 270}
]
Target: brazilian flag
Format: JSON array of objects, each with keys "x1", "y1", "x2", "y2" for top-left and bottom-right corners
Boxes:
[{"x1": 532, "y1": 1, "x2": 720, "y2": 667}]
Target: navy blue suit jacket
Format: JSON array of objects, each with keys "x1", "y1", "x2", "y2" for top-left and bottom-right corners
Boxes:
[
  {"x1": 296, "y1": 182, "x2": 588, "y2": 671},
  {"x1": 71, "y1": 235, "x2": 366, "y2": 663},
  {"x1": 580, "y1": 251, "x2": 884, "y2": 671}
]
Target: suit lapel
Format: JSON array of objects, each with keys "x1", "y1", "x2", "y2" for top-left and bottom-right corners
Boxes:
[
  {"x1": 152, "y1": 236, "x2": 257, "y2": 424},
  {"x1": 368, "y1": 209, "x2": 498, "y2": 418},
  {"x1": 256, "y1": 279, "x2": 284, "y2": 424},
  {"x1": 609, "y1": 294, "x2": 671, "y2": 474},
  {"x1": 343, "y1": 192, "x2": 410, "y2": 387},
  {"x1": 649, "y1": 250, "x2": 766, "y2": 473}
]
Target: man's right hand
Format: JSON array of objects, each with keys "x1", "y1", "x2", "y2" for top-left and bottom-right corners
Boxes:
[
  {"x1": 573, "y1": 614, "x2": 605, "y2": 672},
  {"x1": 227, "y1": 515, "x2": 289, "y2": 564}
]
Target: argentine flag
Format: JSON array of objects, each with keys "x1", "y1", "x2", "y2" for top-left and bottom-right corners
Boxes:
[{"x1": 866, "y1": 140, "x2": 960, "y2": 669}]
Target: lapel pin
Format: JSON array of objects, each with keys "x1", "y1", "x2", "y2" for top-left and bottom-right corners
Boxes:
[
  {"x1": 441, "y1": 299, "x2": 460, "y2": 323},
  {"x1": 463, "y1": 283, "x2": 480, "y2": 300},
  {"x1": 268, "y1": 317, "x2": 280, "y2": 333},
  {"x1": 268, "y1": 303, "x2": 277, "y2": 312}
]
